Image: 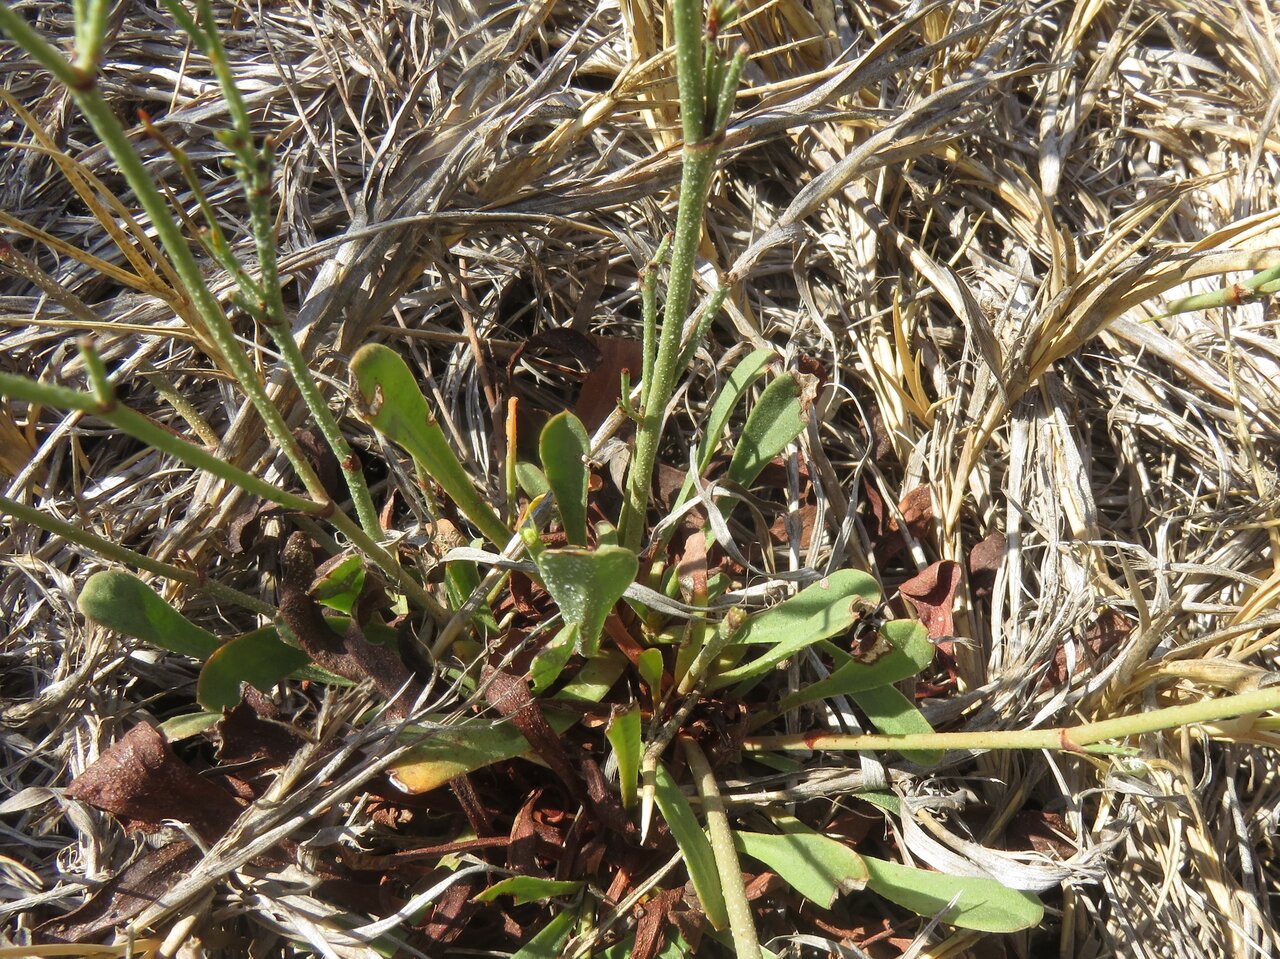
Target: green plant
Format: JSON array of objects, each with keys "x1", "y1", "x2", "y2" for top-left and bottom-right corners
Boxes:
[{"x1": 7, "y1": 0, "x2": 1280, "y2": 954}]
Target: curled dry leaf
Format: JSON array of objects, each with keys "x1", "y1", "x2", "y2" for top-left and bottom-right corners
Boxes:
[
  {"x1": 967, "y1": 530, "x2": 1006, "y2": 599},
  {"x1": 898, "y1": 560, "x2": 963, "y2": 641},
  {"x1": 64, "y1": 721, "x2": 242, "y2": 841}
]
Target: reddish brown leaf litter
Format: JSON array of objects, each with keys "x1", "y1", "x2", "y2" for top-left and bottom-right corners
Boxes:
[
  {"x1": 898, "y1": 560, "x2": 962, "y2": 641},
  {"x1": 64, "y1": 722, "x2": 243, "y2": 841},
  {"x1": 38, "y1": 839, "x2": 202, "y2": 943}
]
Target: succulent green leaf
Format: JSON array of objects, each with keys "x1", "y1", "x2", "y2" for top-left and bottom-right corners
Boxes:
[
  {"x1": 849, "y1": 684, "x2": 942, "y2": 766},
  {"x1": 389, "y1": 716, "x2": 573, "y2": 794},
  {"x1": 474, "y1": 876, "x2": 583, "y2": 904},
  {"x1": 733, "y1": 829, "x2": 868, "y2": 908},
  {"x1": 708, "y1": 570, "x2": 881, "y2": 690},
  {"x1": 539, "y1": 411, "x2": 590, "y2": 546},
  {"x1": 854, "y1": 791, "x2": 902, "y2": 815},
  {"x1": 535, "y1": 545, "x2": 638, "y2": 656},
  {"x1": 197, "y1": 626, "x2": 311, "y2": 710},
  {"x1": 157, "y1": 711, "x2": 220, "y2": 741},
  {"x1": 78, "y1": 570, "x2": 219, "y2": 659},
  {"x1": 725, "y1": 370, "x2": 816, "y2": 489},
  {"x1": 444, "y1": 554, "x2": 500, "y2": 633},
  {"x1": 605, "y1": 705, "x2": 642, "y2": 810},
  {"x1": 772, "y1": 621, "x2": 933, "y2": 715},
  {"x1": 530, "y1": 625, "x2": 577, "y2": 694},
  {"x1": 556, "y1": 649, "x2": 628, "y2": 702},
  {"x1": 310, "y1": 554, "x2": 365, "y2": 615},
  {"x1": 515, "y1": 461, "x2": 550, "y2": 498},
  {"x1": 653, "y1": 762, "x2": 728, "y2": 930},
  {"x1": 511, "y1": 907, "x2": 577, "y2": 959},
  {"x1": 863, "y1": 856, "x2": 1045, "y2": 932},
  {"x1": 390, "y1": 651, "x2": 626, "y2": 792},
  {"x1": 350, "y1": 343, "x2": 509, "y2": 546},
  {"x1": 697, "y1": 348, "x2": 774, "y2": 475},
  {"x1": 637, "y1": 646, "x2": 665, "y2": 697}
]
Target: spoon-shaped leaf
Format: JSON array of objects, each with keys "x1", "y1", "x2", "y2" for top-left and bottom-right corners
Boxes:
[
  {"x1": 849, "y1": 683, "x2": 942, "y2": 766},
  {"x1": 389, "y1": 651, "x2": 627, "y2": 793},
  {"x1": 350, "y1": 343, "x2": 509, "y2": 546},
  {"x1": 708, "y1": 569, "x2": 881, "y2": 690},
  {"x1": 725, "y1": 370, "x2": 816, "y2": 489},
  {"x1": 733, "y1": 829, "x2": 868, "y2": 908},
  {"x1": 863, "y1": 855, "x2": 1045, "y2": 932},
  {"x1": 197, "y1": 626, "x2": 311, "y2": 710},
  {"x1": 79, "y1": 570, "x2": 219, "y2": 659},
  {"x1": 539, "y1": 411, "x2": 590, "y2": 546},
  {"x1": 535, "y1": 544, "x2": 638, "y2": 656},
  {"x1": 763, "y1": 621, "x2": 934, "y2": 722},
  {"x1": 529, "y1": 625, "x2": 577, "y2": 693},
  {"x1": 698, "y1": 348, "x2": 775, "y2": 476},
  {"x1": 653, "y1": 762, "x2": 728, "y2": 930}
]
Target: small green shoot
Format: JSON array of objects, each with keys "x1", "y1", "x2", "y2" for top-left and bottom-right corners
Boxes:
[
  {"x1": 605, "y1": 705, "x2": 643, "y2": 810},
  {"x1": 653, "y1": 762, "x2": 728, "y2": 930},
  {"x1": 539, "y1": 411, "x2": 591, "y2": 546}
]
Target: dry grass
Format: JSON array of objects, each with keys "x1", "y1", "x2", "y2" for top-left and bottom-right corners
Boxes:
[{"x1": 2, "y1": 0, "x2": 1279, "y2": 955}]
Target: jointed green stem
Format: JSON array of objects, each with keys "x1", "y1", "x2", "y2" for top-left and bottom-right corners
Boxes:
[
  {"x1": 0, "y1": 373, "x2": 319, "y2": 514},
  {"x1": 618, "y1": 0, "x2": 742, "y2": 550},
  {"x1": 745, "y1": 685, "x2": 1280, "y2": 755},
  {"x1": 0, "y1": 493, "x2": 275, "y2": 616},
  {"x1": 618, "y1": 142, "x2": 720, "y2": 550},
  {"x1": 0, "y1": 2, "x2": 346, "y2": 513},
  {"x1": 187, "y1": 0, "x2": 381, "y2": 543}
]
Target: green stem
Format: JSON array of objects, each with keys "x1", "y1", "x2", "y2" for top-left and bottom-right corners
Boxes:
[
  {"x1": 77, "y1": 338, "x2": 112, "y2": 406},
  {"x1": 73, "y1": 0, "x2": 111, "y2": 70},
  {"x1": 640, "y1": 234, "x2": 672, "y2": 413},
  {"x1": 138, "y1": 363, "x2": 221, "y2": 447},
  {"x1": 676, "y1": 606, "x2": 744, "y2": 696},
  {"x1": 672, "y1": 0, "x2": 705, "y2": 146},
  {"x1": 682, "y1": 738, "x2": 762, "y2": 959},
  {"x1": 189, "y1": 0, "x2": 381, "y2": 542},
  {"x1": 0, "y1": 494, "x2": 275, "y2": 616},
  {"x1": 0, "y1": 3, "x2": 329, "y2": 508},
  {"x1": 1163, "y1": 265, "x2": 1280, "y2": 316},
  {"x1": 745, "y1": 685, "x2": 1280, "y2": 754},
  {"x1": 618, "y1": 141, "x2": 719, "y2": 550},
  {"x1": 618, "y1": 0, "x2": 743, "y2": 550},
  {"x1": 0, "y1": 373, "x2": 320, "y2": 514}
]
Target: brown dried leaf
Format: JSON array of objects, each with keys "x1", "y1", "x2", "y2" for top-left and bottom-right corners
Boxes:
[
  {"x1": 897, "y1": 485, "x2": 934, "y2": 539},
  {"x1": 898, "y1": 560, "x2": 962, "y2": 640},
  {"x1": 65, "y1": 722, "x2": 242, "y2": 840},
  {"x1": 38, "y1": 840, "x2": 201, "y2": 943},
  {"x1": 968, "y1": 531, "x2": 1006, "y2": 599},
  {"x1": 632, "y1": 887, "x2": 682, "y2": 959},
  {"x1": 482, "y1": 667, "x2": 582, "y2": 801},
  {"x1": 0, "y1": 402, "x2": 35, "y2": 477},
  {"x1": 216, "y1": 702, "x2": 307, "y2": 770}
]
